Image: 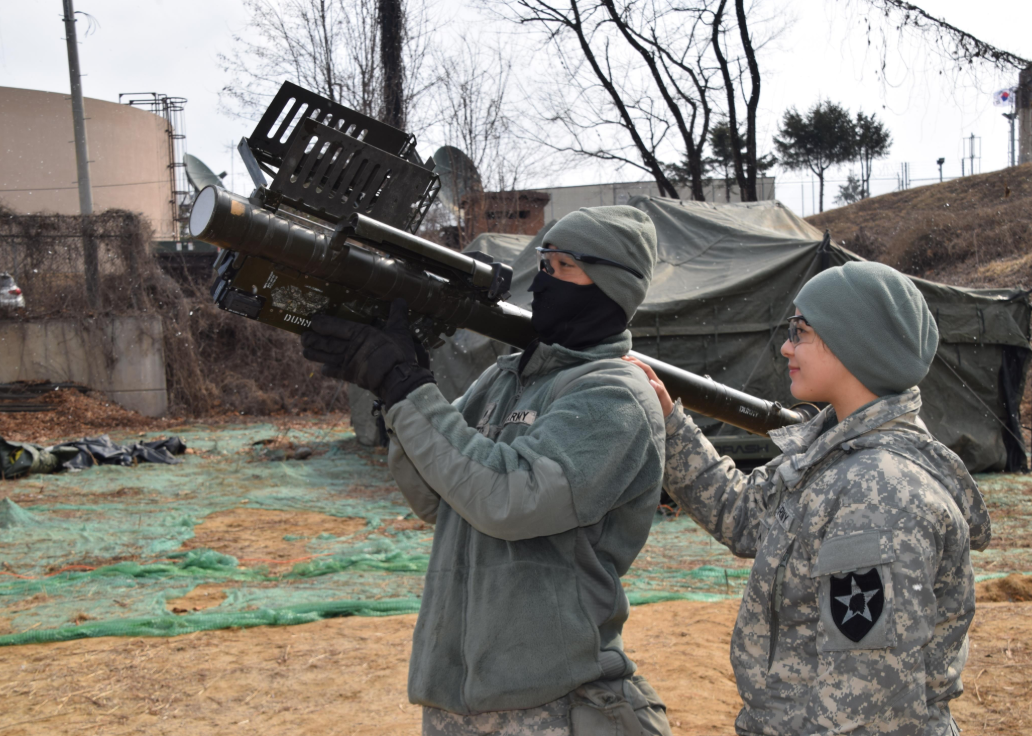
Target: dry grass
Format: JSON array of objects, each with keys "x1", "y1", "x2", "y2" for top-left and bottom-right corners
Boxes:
[
  {"x1": 0, "y1": 384, "x2": 351, "y2": 446},
  {"x1": 809, "y1": 165, "x2": 1032, "y2": 451},
  {"x1": 0, "y1": 387, "x2": 174, "y2": 444},
  {"x1": 808, "y1": 162, "x2": 1032, "y2": 288}
]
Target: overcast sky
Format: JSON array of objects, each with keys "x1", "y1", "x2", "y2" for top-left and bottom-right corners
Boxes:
[{"x1": 1, "y1": 0, "x2": 1029, "y2": 217}]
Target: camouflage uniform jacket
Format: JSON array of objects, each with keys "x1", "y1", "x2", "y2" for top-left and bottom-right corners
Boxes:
[
  {"x1": 663, "y1": 388, "x2": 991, "y2": 736},
  {"x1": 384, "y1": 332, "x2": 666, "y2": 715}
]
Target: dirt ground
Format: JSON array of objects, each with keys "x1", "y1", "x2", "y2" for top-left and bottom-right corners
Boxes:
[
  {"x1": 5, "y1": 393, "x2": 1032, "y2": 734},
  {"x1": 4, "y1": 479, "x2": 1032, "y2": 734},
  {"x1": 1, "y1": 596, "x2": 1030, "y2": 736},
  {"x1": 179, "y1": 509, "x2": 369, "y2": 566}
]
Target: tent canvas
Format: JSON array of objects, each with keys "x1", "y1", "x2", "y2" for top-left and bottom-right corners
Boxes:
[{"x1": 429, "y1": 197, "x2": 1031, "y2": 473}]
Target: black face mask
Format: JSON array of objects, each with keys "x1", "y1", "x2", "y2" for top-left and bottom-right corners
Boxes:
[{"x1": 529, "y1": 270, "x2": 628, "y2": 350}]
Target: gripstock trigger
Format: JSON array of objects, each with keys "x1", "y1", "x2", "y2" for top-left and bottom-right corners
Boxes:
[{"x1": 409, "y1": 314, "x2": 444, "y2": 351}]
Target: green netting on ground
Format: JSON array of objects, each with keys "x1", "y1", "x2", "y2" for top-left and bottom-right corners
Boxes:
[
  {"x1": 1, "y1": 424, "x2": 434, "y2": 645},
  {"x1": 2, "y1": 422, "x2": 1031, "y2": 647},
  {"x1": 0, "y1": 598, "x2": 424, "y2": 646}
]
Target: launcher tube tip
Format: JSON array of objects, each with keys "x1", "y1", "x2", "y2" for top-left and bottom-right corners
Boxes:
[{"x1": 189, "y1": 186, "x2": 218, "y2": 239}]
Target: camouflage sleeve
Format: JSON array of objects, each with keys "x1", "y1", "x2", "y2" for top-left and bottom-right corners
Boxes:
[
  {"x1": 802, "y1": 466, "x2": 973, "y2": 733},
  {"x1": 664, "y1": 401, "x2": 777, "y2": 558}
]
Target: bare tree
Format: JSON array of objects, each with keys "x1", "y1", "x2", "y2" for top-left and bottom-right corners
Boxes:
[
  {"x1": 599, "y1": 0, "x2": 718, "y2": 201},
  {"x1": 709, "y1": 0, "x2": 764, "y2": 200},
  {"x1": 218, "y1": 0, "x2": 437, "y2": 133},
  {"x1": 505, "y1": 0, "x2": 720, "y2": 200},
  {"x1": 497, "y1": 0, "x2": 791, "y2": 202},
  {"x1": 433, "y1": 42, "x2": 508, "y2": 189},
  {"x1": 840, "y1": 0, "x2": 1029, "y2": 74},
  {"x1": 429, "y1": 36, "x2": 556, "y2": 245},
  {"x1": 674, "y1": 119, "x2": 774, "y2": 201}
]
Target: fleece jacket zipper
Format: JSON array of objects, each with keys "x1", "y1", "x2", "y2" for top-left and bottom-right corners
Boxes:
[
  {"x1": 461, "y1": 369, "x2": 522, "y2": 711},
  {"x1": 502, "y1": 371, "x2": 526, "y2": 420}
]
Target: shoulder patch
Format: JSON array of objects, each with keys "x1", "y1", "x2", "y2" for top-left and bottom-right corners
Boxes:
[{"x1": 829, "y1": 569, "x2": 884, "y2": 642}]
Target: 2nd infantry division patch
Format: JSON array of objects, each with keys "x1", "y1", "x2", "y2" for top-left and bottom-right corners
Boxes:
[{"x1": 830, "y1": 568, "x2": 884, "y2": 642}]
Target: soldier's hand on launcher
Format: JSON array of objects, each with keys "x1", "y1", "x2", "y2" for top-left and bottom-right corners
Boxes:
[
  {"x1": 301, "y1": 298, "x2": 435, "y2": 408},
  {"x1": 622, "y1": 355, "x2": 674, "y2": 417}
]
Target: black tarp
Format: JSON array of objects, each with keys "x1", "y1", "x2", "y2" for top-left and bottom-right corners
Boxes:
[{"x1": 1, "y1": 435, "x2": 186, "y2": 479}]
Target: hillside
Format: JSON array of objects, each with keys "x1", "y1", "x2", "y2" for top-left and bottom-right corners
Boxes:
[{"x1": 807, "y1": 163, "x2": 1032, "y2": 289}]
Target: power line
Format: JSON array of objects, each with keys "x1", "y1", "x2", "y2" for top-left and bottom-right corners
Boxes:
[{"x1": 0, "y1": 180, "x2": 168, "y2": 193}]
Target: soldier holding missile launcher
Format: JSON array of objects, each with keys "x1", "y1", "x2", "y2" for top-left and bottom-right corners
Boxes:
[
  {"x1": 303, "y1": 206, "x2": 673, "y2": 736},
  {"x1": 193, "y1": 85, "x2": 961, "y2": 733}
]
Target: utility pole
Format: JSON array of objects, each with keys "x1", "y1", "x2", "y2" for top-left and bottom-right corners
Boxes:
[
  {"x1": 378, "y1": 0, "x2": 405, "y2": 130},
  {"x1": 1004, "y1": 113, "x2": 1017, "y2": 167},
  {"x1": 62, "y1": 0, "x2": 100, "y2": 310},
  {"x1": 1019, "y1": 66, "x2": 1032, "y2": 165}
]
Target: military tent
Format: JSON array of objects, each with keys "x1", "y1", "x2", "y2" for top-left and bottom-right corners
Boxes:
[{"x1": 427, "y1": 197, "x2": 1031, "y2": 472}]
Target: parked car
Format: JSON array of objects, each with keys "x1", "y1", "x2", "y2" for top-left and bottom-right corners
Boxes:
[{"x1": 0, "y1": 272, "x2": 26, "y2": 309}]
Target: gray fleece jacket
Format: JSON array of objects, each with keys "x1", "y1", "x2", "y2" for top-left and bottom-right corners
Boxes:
[{"x1": 384, "y1": 332, "x2": 665, "y2": 715}]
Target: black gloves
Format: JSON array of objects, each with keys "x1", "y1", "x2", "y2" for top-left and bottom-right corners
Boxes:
[{"x1": 301, "y1": 299, "x2": 435, "y2": 408}]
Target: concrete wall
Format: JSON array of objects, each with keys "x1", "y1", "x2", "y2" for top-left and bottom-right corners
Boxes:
[
  {"x1": 0, "y1": 86, "x2": 174, "y2": 238},
  {"x1": 0, "y1": 315, "x2": 168, "y2": 417},
  {"x1": 539, "y1": 176, "x2": 776, "y2": 223}
]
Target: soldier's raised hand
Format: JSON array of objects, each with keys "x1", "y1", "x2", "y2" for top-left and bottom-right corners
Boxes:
[{"x1": 302, "y1": 299, "x2": 435, "y2": 407}]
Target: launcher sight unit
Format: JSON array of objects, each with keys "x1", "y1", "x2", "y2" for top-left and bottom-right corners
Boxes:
[
  {"x1": 191, "y1": 81, "x2": 520, "y2": 348},
  {"x1": 190, "y1": 82, "x2": 816, "y2": 436}
]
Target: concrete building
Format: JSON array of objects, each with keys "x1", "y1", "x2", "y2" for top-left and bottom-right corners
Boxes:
[
  {"x1": 0, "y1": 86, "x2": 175, "y2": 238},
  {"x1": 538, "y1": 176, "x2": 776, "y2": 223}
]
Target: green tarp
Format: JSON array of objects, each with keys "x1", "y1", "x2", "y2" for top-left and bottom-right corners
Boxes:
[{"x1": 429, "y1": 197, "x2": 1031, "y2": 472}]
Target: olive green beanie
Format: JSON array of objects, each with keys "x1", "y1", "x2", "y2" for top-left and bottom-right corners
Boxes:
[
  {"x1": 543, "y1": 206, "x2": 657, "y2": 320},
  {"x1": 794, "y1": 261, "x2": 939, "y2": 396}
]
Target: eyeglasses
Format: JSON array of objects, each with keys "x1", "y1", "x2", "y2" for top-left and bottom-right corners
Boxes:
[
  {"x1": 535, "y1": 247, "x2": 645, "y2": 280},
  {"x1": 786, "y1": 316, "x2": 816, "y2": 345}
]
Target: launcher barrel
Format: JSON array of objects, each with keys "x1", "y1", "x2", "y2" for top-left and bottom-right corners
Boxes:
[{"x1": 189, "y1": 186, "x2": 813, "y2": 436}]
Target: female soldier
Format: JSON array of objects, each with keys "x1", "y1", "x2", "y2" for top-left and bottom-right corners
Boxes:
[{"x1": 625, "y1": 261, "x2": 991, "y2": 736}]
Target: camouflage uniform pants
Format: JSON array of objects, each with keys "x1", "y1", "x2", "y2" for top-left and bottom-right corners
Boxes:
[{"x1": 422, "y1": 675, "x2": 672, "y2": 736}]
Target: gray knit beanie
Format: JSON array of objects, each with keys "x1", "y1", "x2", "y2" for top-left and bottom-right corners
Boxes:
[
  {"x1": 794, "y1": 261, "x2": 939, "y2": 396},
  {"x1": 543, "y1": 205, "x2": 657, "y2": 320}
]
